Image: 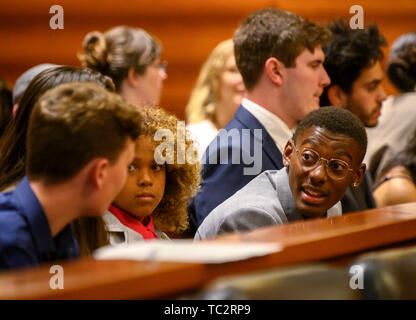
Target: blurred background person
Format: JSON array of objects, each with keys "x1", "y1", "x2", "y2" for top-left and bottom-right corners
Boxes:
[
  {"x1": 12, "y1": 64, "x2": 58, "y2": 115},
  {"x1": 373, "y1": 128, "x2": 416, "y2": 207},
  {"x1": 79, "y1": 26, "x2": 167, "y2": 109},
  {"x1": 186, "y1": 39, "x2": 245, "y2": 157},
  {"x1": 0, "y1": 66, "x2": 115, "y2": 192},
  {"x1": 365, "y1": 31, "x2": 416, "y2": 181},
  {"x1": 0, "y1": 78, "x2": 12, "y2": 138}
]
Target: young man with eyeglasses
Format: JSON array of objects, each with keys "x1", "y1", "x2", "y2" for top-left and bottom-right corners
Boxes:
[
  {"x1": 189, "y1": 8, "x2": 331, "y2": 232},
  {"x1": 194, "y1": 107, "x2": 366, "y2": 240}
]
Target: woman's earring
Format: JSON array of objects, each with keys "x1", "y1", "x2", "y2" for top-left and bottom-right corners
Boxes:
[
  {"x1": 352, "y1": 182, "x2": 359, "y2": 188},
  {"x1": 284, "y1": 160, "x2": 289, "y2": 167}
]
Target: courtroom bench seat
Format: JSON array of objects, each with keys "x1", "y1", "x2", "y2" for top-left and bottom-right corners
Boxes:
[
  {"x1": 350, "y1": 245, "x2": 416, "y2": 299},
  {"x1": 182, "y1": 262, "x2": 362, "y2": 300}
]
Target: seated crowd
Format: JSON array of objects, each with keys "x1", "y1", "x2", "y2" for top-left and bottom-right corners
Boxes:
[{"x1": 0, "y1": 7, "x2": 416, "y2": 271}]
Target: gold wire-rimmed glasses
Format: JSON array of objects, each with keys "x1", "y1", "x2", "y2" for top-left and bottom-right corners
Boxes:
[{"x1": 294, "y1": 146, "x2": 354, "y2": 180}]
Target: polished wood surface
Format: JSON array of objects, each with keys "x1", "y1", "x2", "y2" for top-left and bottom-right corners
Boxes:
[
  {"x1": 0, "y1": 259, "x2": 206, "y2": 299},
  {"x1": 1, "y1": 0, "x2": 416, "y2": 118},
  {"x1": 1, "y1": 202, "x2": 416, "y2": 299}
]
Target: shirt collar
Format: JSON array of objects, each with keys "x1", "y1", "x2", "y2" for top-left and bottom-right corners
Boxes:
[
  {"x1": 241, "y1": 98, "x2": 294, "y2": 154},
  {"x1": 13, "y1": 177, "x2": 55, "y2": 254},
  {"x1": 109, "y1": 205, "x2": 159, "y2": 240}
]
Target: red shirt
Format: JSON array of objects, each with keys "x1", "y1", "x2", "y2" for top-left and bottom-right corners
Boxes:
[{"x1": 108, "y1": 205, "x2": 160, "y2": 240}]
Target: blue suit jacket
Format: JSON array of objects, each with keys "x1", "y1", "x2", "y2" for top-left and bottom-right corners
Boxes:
[{"x1": 189, "y1": 105, "x2": 284, "y2": 229}]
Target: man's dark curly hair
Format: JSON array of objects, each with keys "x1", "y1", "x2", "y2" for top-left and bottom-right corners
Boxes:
[
  {"x1": 320, "y1": 20, "x2": 386, "y2": 106},
  {"x1": 293, "y1": 107, "x2": 367, "y2": 162}
]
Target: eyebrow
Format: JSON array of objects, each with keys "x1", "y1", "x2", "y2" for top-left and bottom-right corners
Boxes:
[
  {"x1": 299, "y1": 138, "x2": 317, "y2": 146},
  {"x1": 299, "y1": 138, "x2": 353, "y2": 161},
  {"x1": 365, "y1": 78, "x2": 384, "y2": 86},
  {"x1": 332, "y1": 150, "x2": 353, "y2": 161},
  {"x1": 309, "y1": 59, "x2": 324, "y2": 65}
]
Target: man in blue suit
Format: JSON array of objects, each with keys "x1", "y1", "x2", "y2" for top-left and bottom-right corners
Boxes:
[{"x1": 189, "y1": 8, "x2": 331, "y2": 229}]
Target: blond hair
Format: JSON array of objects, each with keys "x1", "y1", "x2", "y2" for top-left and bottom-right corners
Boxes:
[{"x1": 186, "y1": 39, "x2": 234, "y2": 125}]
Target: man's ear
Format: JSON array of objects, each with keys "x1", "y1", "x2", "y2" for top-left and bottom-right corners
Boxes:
[
  {"x1": 327, "y1": 85, "x2": 348, "y2": 107},
  {"x1": 12, "y1": 104, "x2": 18, "y2": 118},
  {"x1": 283, "y1": 139, "x2": 295, "y2": 167},
  {"x1": 265, "y1": 57, "x2": 284, "y2": 86},
  {"x1": 87, "y1": 158, "x2": 110, "y2": 190},
  {"x1": 351, "y1": 163, "x2": 366, "y2": 189}
]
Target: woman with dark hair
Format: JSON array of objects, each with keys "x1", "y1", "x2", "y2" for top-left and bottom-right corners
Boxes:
[
  {"x1": 387, "y1": 32, "x2": 416, "y2": 93},
  {"x1": 0, "y1": 66, "x2": 115, "y2": 192},
  {"x1": 0, "y1": 66, "x2": 116, "y2": 257},
  {"x1": 365, "y1": 32, "x2": 416, "y2": 180},
  {"x1": 79, "y1": 26, "x2": 167, "y2": 108},
  {"x1": 373, "y1": 128, "x2": 416, "y2": 207},
  {"x1": 0, "y1": 78, "x2": 13, "y2": 138}
]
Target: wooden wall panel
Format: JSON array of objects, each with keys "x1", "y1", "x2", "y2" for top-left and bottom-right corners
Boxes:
[{"x1": 1, "y1": 0, "x2": 415, "y2": 119}]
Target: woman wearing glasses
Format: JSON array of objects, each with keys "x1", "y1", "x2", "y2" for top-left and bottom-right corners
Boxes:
[
  {"x1": 79, "y1": 26, "x2": 167, "y2": 108},
  {"x1": 195, "y1": 107, "x2": 367, "y2": 240}
]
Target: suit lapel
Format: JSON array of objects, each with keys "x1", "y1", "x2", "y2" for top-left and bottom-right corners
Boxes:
[{"x1": 275, "y1": 168, "x2": 303, "y2": 222}]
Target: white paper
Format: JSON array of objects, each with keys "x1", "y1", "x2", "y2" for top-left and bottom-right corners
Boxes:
[{"x1": 93, "y1": 240, "x2": 282, "y2": 264}]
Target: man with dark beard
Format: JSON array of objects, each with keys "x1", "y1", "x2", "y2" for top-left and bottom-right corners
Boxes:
[{"x1": 320, "y1": 20, "x2": 387, "y2": 213}]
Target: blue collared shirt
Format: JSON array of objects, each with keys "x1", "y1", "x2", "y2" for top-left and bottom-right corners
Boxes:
[{"x1": 0, "y1": 177, "x2": 79, "y2": 271}]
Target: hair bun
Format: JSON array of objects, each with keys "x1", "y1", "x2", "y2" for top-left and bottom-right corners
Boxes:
[
  {"x1": 79, "y1": 31, "x2": 109, "y2": 73},
  {"x1": 387, "y1": 57, "x2": 416, "y2": 92}
]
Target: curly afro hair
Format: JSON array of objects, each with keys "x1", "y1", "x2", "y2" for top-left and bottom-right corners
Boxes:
[{"x1": 138, "y1": 107, "x2": 201, "y2": 236}]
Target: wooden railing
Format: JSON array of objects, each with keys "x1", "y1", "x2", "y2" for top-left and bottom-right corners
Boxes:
[{"x1": 1, "y1": 202, "x2": 416, "y2": 299}]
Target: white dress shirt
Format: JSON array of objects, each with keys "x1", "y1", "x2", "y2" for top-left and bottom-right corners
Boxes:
[{"x1": 241, "y1": 98, "x2": 294, "y2": 153}]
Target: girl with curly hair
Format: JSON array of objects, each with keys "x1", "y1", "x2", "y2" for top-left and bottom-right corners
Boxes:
[{"x1": 103, "y1": 106, "x2": 200, "y2": 243}]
